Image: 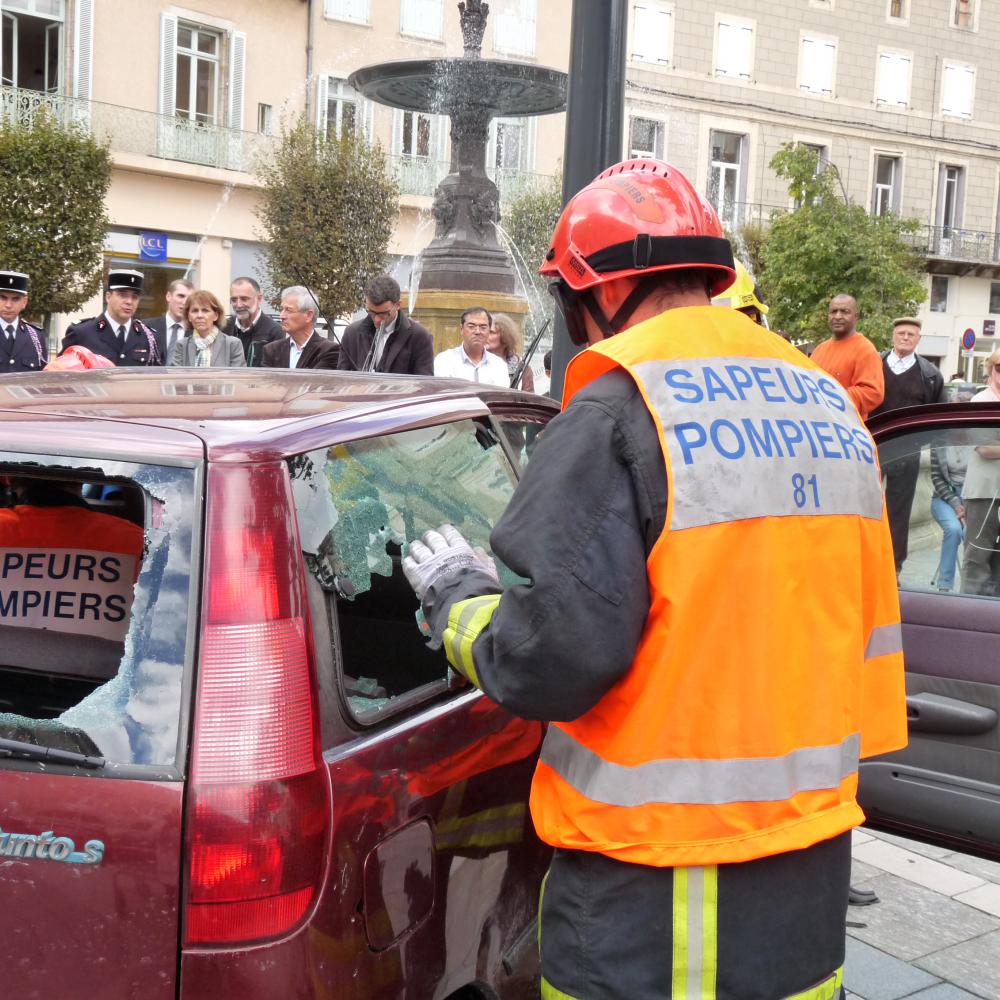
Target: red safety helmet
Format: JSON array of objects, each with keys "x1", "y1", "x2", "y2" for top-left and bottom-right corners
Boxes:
[
  {"x1": 540, "y1": 159, "x2": 736, "y2": 344},
  {"x1": 45, "y1": 346, "x2": 115, "y2": 371}
]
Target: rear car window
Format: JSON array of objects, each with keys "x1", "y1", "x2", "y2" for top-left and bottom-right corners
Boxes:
[
  {"x1": 0, "y1": 455, "x2": 196, "y2": 769},
  {"x1": 290, "y1": 418, "x2": 521, "y2": 721}
]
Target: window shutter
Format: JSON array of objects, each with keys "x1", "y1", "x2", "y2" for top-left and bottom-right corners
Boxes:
[
  {"x1": 316, "y1": 75, "x2": 329, "y2": 132},
  {"x1": 392, "y1": 109, "x2": 404, "y2": 155},
  {"x1": 227, "y1": 30, "x2": 246, "y2": 130},
  {"x1": 878, "y1": 53, "x2": 910, "y2": 107},
  {"x1": 632, "y1": 4, "x2": 671, "y2": 63},
  {"x1": 159, "y1": 13, "x2": 178, "y2": 117},
  {"x1": 73, "y1": 0, "x2": 94, "y2": 99},
  {"x1": 942, "y1": 64, "x2": 974, "y2": 117},
  {"x1": 361, "y1": 97, "x2": 374, "y2": 140},
  {"x1": 718, "y1": 21, "x2": 752, "y2": 79}
]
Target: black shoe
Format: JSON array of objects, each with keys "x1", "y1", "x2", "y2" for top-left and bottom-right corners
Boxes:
[{"x1": 848, "y1": 885, "x2": 879, "y2": 906}]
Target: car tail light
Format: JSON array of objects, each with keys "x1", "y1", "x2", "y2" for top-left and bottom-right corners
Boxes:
[{"x1": 184, "y1": 463, "x2": 329, "y2": 947}]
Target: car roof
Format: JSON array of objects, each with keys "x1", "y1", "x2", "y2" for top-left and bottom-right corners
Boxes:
[{"x1": 0, "y1": 369, "x2": 558, "y2": 463}]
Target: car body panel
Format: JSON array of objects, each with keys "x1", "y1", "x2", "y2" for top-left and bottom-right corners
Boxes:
[
  {"x1": 0, "y1": 369, "x2": 559, "y2": 999},
  {"x1": 0, "y1": 771, "x2": 184, "y2": 999}
]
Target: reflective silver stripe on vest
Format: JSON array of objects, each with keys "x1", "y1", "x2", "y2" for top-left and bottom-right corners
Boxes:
[
  {"x1": 865, "y1": 622, "x2": 903, "y2": 660},
  {"x1": 631, "y1": 357, "x2": 885, "y2": 530},
  {"x1": 540, "y1": 726, "x2": 861, "y2": 807}
]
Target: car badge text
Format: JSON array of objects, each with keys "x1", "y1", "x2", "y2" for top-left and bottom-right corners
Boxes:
[{"x1": 0, "y1": 826, "x2": 104, "y2": 865}]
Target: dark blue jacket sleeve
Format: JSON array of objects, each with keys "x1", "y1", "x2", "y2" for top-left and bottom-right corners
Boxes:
[{"x1": 425, "y1": 369, "x2": 666, "y2": 721}]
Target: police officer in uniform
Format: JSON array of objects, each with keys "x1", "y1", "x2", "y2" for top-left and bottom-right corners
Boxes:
[
  {"x1": 61, "y1": 268, "x2": 165, "y2": 366},
  {"x1": 0, "y1": 271, "x2": 47, "y2": 372}
]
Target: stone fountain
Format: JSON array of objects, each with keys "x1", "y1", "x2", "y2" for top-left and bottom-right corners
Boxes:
[{"x1": 348, "y1": 0, "x2": 566, "y2": 350}]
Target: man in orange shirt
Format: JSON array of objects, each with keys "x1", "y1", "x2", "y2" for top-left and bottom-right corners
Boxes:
[{"x1": 811, "y1": 295, "x2": 885, "y2": 419}]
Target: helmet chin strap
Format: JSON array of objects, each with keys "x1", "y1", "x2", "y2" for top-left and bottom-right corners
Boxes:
[{"x1": 583, "y1": 275, "x2": 663, "y2": 339}]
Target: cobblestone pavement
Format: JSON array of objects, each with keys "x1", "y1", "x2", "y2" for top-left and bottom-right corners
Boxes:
[{"x1": 845, "y1": 829, "x2": 1000, "y2": 1000}]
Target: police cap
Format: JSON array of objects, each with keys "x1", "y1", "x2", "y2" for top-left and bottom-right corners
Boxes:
[
  {"x1": 0, "y1": 271, "x2": 29, "y2": 295},
  {"x1": 107, "y1": 268, "x2": 144, "y2": 293}
]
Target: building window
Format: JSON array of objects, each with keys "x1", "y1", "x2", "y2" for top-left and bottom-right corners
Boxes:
[
  {"x1": 493, "y1": 0, "x2": 536, "y2": 58},
  {"x1": 1, "y1": 0, "x2": 64, "y2": 94},
  {"x1": 322, "y1": 77, "x2": 365, "y2": 140},
  {"x1": 941, "y1": 62, "x2": 975, "y2": 118},
  {"x1": 400, "y1": 0, "x2": 443, "y2": 40},
  {"x1": 257, "y1": 103, "x2": 273, "y2": 135},
  {"x1": 989, "y1": 283, "x2": 1000, "y2": 314},
  {"x1": 707, "y1": 130, "x2": 746, "y2": 225},
  {"x1": 875, "y1": 51, "x2": 911, "y2": 108},
  {"x1": 930, "y1": 276, "x2": 949, "y2": 313},
  {"x1": 872, "y1": 154, "x2": 901, "y2": 216},
  {"x1": 793, "y1": 142, "x2": 827, "y2": 207},
  {"x1": 936, "y1": 165, "x2": 964, "y2": 237},
  {"x1": 174, "y1": 23, "x2": 221, "y2": 125},
  {"x1": 630, "y1": 1, "x2": 673, "y2": 66},
  {"x1": 799, "y1": 35, "x2": 836, "y2": 95},
  {"x1": 629, "y1": 116, "x2": 665, "y2": 159},
  {"x1": 396, "y1": 110, "x2": 432, "y2": 158},
  {"x1": 325, "y1": 0, "x2": 370, "y2": 24},
  {"x1": 888, "y1": 0, "x2": 908, "y2": 19},
  {"x1": 494, "y1": 119, "x2": 524, "y2": 169},
  {"x1": 715, "y1": 17, "x2": 753, "y2": 81},
  {"x1": 953, "y1": 0, "x2": 975, "y2": 28}
]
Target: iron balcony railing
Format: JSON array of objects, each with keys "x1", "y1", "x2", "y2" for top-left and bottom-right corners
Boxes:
[
  {"x1": 385, "y1": 154, "x2": 556, "y2": 205},
  {"x1": 905, "y1": 224, "x2": 1000, "y2": 265},
  {"x1": 0, "y1": 86, "x2": 275, "y2": 172},
  {"x1": 1, "y1": 87, "x2": 558, "y2": 201}
]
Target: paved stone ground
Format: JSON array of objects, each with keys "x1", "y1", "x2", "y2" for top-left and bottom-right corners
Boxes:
[{"x1": 845, "y1": 829, "x2": 1000, "y2": 1000}]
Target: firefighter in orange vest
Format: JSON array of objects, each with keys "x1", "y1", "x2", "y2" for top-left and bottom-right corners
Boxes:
[{"x1": 403, "y1": 160, "x2": 907, "y2": 1000}]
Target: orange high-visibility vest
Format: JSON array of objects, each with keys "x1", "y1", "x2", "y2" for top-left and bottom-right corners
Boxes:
[{"x1": 529, "y1": 306, "x2": 907, "y2": 868}]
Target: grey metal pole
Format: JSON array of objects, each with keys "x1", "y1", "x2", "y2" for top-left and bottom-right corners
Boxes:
[{"x1": 548, "y1": 0, "x2": 628, "y2": 403}]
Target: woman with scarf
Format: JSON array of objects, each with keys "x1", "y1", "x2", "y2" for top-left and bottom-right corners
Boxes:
[{"x1": 173, "y1": 290, "x2": 246, "y2": 368}]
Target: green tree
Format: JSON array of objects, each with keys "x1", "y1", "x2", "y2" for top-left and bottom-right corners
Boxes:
[
  {"x1": 501, "y1": 173, "x2": 563, "y2": 322},
  {"x1": 0, "y1": 110, "x2": 112, "y2": 328},
  {"x1": 256, "y1": 116, "x2": 399, "y2": 320},
  {"x1": 761, "y1": 143, "x2": 926, "y2": 349}
]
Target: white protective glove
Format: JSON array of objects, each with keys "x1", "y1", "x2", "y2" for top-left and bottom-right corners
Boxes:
[{"x1": 403, "y1": 523, "x2": 499, "y2": 602}]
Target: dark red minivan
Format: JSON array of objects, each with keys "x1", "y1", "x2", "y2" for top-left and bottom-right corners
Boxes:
[{"x1": 0, "y1": 368, "x2": 556, "y2": 999}]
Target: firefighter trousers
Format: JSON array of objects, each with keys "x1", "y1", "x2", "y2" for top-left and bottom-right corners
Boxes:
[{"x1": 539, "y1": 831, "x2": 851, "y2": 1000}]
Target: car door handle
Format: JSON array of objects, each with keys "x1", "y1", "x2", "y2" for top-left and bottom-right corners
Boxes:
[{"x1": 906, "y1": 693, "x2": 998, "y2": 735}]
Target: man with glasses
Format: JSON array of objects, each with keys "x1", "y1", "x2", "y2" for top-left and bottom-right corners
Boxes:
[
  {"x1": 338, "y1": 274, "x2": 434, "y2": 374},
  {"x1": 433, "y1": 307, "x2": 509, "y2": 386},
  {"x1": 871, "y1": 317, "x2": 947, "y2": 575}
]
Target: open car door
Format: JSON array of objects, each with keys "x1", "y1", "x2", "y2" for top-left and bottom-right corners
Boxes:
[{"x1": 859, "y1": 401, "x2": 1000, "y2": 859}]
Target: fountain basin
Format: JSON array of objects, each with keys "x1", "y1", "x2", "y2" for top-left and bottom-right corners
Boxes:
[{"x1": 349, "y1": 59, "x2": 566, "y2": 118}]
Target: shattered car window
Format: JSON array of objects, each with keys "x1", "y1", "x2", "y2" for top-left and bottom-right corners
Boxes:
[
  {"x1": 291, "y1": 419, "x2": 520, "y2": 720},
  {"x1": 0, "y1": 456, "x2": 196, "y2": 768}
]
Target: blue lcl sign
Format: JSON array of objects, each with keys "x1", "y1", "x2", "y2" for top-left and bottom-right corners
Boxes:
[{"x1": 139, "y1": 232, "x2": 168, "y2": 262}]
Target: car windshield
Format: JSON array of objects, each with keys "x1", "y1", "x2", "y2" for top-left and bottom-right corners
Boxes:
[{"x1": 0, "y1": 455, "x2": 196, "y2": 769}]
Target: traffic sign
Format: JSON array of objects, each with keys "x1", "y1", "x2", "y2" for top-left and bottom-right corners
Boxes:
[{"x1": 962, "y1": 328, "x2": 977, "y2": 351}]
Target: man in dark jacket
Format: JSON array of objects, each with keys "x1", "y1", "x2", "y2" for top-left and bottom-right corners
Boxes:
[
  {"x1": 260, "y1": 286, "x2": 339, "y2": 370},
  {"x1": 870, "y1": 316, "x2": 947, "y2": 574},
  {"x1": 0, "y1": 271, "x2": 47, "y2": 372},
  {"x1": 223, "y1": 276, "x2": 283, "y2": 366},
  {"x1": 337, "y1": 274, "x2": 434, "y2": 374},
  {"x1": 62, "y1": 269, "x2": 165, "y2": 366}
]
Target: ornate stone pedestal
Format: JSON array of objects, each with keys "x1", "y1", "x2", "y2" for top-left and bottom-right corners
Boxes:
[
  {"x1": 348, "y1": 0, "x2": 566, "y2": 359},
  {"x1": 402, "y1": 289, "x2": 529, "y2": 354}
]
